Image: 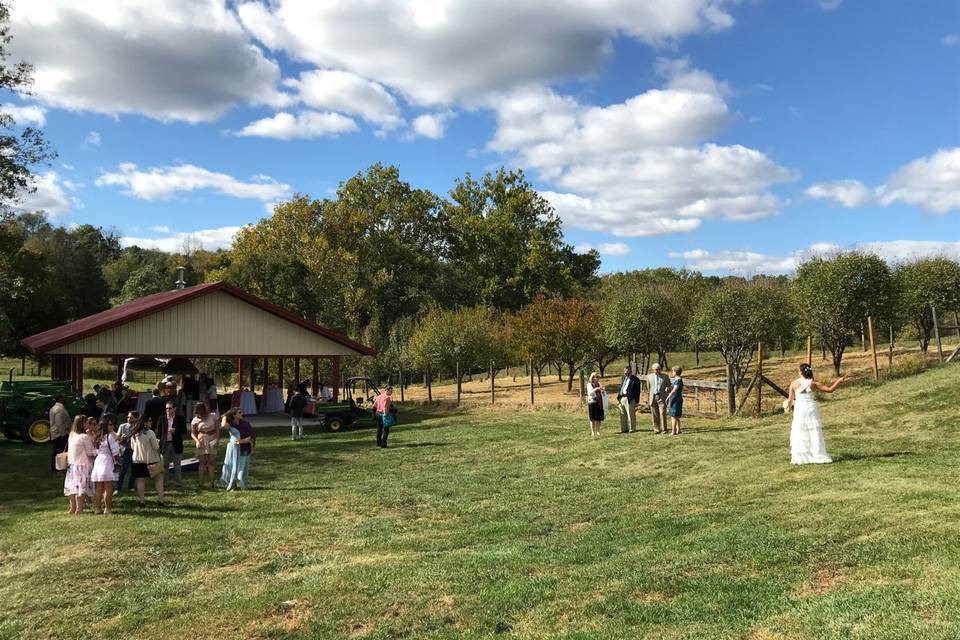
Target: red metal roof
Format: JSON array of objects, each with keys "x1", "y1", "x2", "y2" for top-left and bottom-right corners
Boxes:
[{"x1": 21, "y1": 281, "x2": 375, "y2": 356}]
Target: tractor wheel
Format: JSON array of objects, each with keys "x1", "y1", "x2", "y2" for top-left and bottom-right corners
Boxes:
[
  {"x1": 24, "y1": 417, "x2": 51, "y2": 444},
  {"x1": 325, "y1": 416, "x2": 344, "y2": 432}
]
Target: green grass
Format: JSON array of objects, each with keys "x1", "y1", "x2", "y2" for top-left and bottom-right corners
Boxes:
[{"x1": 1, "y1": 366, "x2": 959, "y2": 639}]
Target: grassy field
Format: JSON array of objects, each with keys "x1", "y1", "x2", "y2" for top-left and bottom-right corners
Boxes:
[{"x1": 1, "y1": 364, "x2": 959, "y2": 639}]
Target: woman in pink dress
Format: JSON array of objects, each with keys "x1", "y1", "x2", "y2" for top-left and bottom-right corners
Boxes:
[
  {"x1": 91, "y1": 415, "x2": 120, "y2": 515},
  {"x1": 64, "y1": 415, "x2": 95, "y2": 514}
]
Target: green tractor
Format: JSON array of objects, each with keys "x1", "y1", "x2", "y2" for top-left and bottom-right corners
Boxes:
[
  {"x1": 316, "y1": 376, "x2": 395, "y2": 432},
  {"x1": 0, "y1": 370, "x2": 82, "y2": 444}
]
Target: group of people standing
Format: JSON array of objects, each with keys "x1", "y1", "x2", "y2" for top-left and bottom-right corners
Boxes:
[
  {"x1": 586, "y1": 364, "x2": 684, "y2": 438},
  {"x1": 56, "y1": 395, "x2": 256, "y2": 515}
]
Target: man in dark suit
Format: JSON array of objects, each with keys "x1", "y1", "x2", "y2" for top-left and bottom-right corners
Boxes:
[
  {"x1": 160, "y1": 401, "x2": 187, "y2": 487},
  {"x1": 616, "y1": 366, "x2": 641, "y2": 433},
  {"x1": 143, "y1": 389, "x2": 166, "y2": 444}
]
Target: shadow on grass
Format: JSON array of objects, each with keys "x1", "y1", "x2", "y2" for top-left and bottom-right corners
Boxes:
[{"x1": 832, "y1": 451, "x2": 914, "y2": 463}]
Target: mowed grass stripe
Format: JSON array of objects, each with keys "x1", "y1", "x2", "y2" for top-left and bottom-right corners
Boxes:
[{"x1": 1, "y1": 366, "x2": 959, "y2": 639}]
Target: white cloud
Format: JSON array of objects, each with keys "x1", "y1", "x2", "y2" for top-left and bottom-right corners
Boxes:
[
  {"x1": 411, "y1": 111, "x2": 454, "y2": 139},
  {"x1": 121, "y1": 225, "x2": 245, "y2": 252},
  {"x1": 237, "y1": 0, "x2": 736, "y2": 106},
  {"x1": 487, "y1": 64, "x2": 730, "y2": 171},
  {"x1": 807, "y1": 148, "x2": 960, "y2": 213},
  {"x1": 96, "y1": 163, "x2": 292, "y2": 201},
  {"x1": 10, "y1": 0, "x2": 290, "y2": 123},
  {"x1": 671, "y1": 240, "x2": 960, "y2": 274},
  {"x1": 804, "y1": 180, "x2": 873, "y2": 208},
  {"x1": 1, "y1": 103, "x2": 46, "y2": 127},
  {"x1": 575, "y1": 242, "x2": 631, "y2": 257},
  {"x1": 488, "y1": 61, "x2": 792, "y2": 237},
  {"x1": 235, "y1": 111, "x2": 358, "y2": 140},
  {"x1": 285, "y1": 69, "x2": 403, "y2": 130},
  {"x1": 14, "y1": 171, "x2": 76, "y2": 216},
  {"x1": 878, "y1": 148, "x2": 960, "y2": 213},
  {"x1": 540, "y1": 143, "x2": 792, "y2": 237},
  {"x1": 84, "y1": 130, "x2": 101, "y2": 147},
  {"x1": 944, "y1": 34, "x2": 960, "y2": 47}
]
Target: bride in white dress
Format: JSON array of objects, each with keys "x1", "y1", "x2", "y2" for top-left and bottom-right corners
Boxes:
[{"x1": 786, "y1": 364, "x2": 844, "y2": 464}]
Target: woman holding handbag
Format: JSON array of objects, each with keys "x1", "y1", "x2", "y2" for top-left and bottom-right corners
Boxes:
[
  {"x1": 90, "y1": 415, "x2": 120, "y2": 515},
  {"x1": 130, "y1": 417, "x2": 165, "y2": 507},
  {"x1": 63, "y1": 415, "x2": 95, "y2": 514},
  {"x1": 586, "y1": 372, "x2": 606, "y2": 438}
]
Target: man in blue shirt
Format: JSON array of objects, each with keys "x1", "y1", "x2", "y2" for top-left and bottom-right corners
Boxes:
[{"x1": 616, "y1": 366, "x2": 641, "y2": 433}]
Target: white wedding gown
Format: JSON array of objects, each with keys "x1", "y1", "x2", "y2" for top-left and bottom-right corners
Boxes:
[{"x1": 790, "y1": 378, "x2": 832, "y2": 465}]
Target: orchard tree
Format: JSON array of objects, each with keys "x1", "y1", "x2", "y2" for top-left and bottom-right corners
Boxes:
[
  {"x1": 690, "y1": 282, "x2": 782, "y2": 387},
  {"x1": 894, "y1": 257, "x2": 960, "y2": 354},
  {"x1": 793, "y1": 252, "x2": 894, "y2": 375},
  {"x1": 408, "y1": 306, "x2": 502, "y2": 401}
]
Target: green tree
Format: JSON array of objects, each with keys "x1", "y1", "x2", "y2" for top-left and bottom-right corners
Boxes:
[
  {"x1": 442, "y1": 169, "x2": 599, "y2": 310},
  {"x1": 103, "y1": 246, "x2": 172, "y2": 299},
  {"x1": 408, "y1": 306, "x2": 502, "y2": 401},
  {"x1": 690, "y1": 282, "x2": 783, "y2": 387},
  {"x1": 893, "y1": 257, "x2": 960, "y2": 354},
  {"x1": 113, "y1": 264, "x2": 173, "y2": 305},
  {"x1": 0, "y1": 1, "x2": 55, "y2": 208},
  {"x1": 793, "y1": 252, "x2": 894, "y2": 375}
]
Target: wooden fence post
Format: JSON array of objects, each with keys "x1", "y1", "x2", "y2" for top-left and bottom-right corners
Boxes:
[
  {"x1": 806, "y1": 336, "x2": 813, "y2": 365},
  {"x1": 932, "y1": 306, "x2": 944, "y2": 363},
  {"x1": 529, "y1": 359, "x2": 535, "y2": 406},
  {"x1": 861, "y1": 322, "x2": 867, "y2": 352},
  {"x1": 725, "y1": 363, "x2": 736, "y2": 416},
  {"x1": 867, "y1": 316, "x2": 879, "y2": 383},
  {"x1": 399, "y1": 367, "x2": 404, "y2": 402},
  {"x1": 888, "y1": 325, "x2": 895, "y2": 368},
  {"x1": 489, "y1": 361, "x2": 495, "y2": 404},
  {"x1": 427, "y1": 365, "x2": 433, "y2": 402},
  {"x1": 456, "y1": 361, "x2": 461, "y2": 404},
  {"x1": 756, "y1": 342, "x2": 763, "y2": 416}
]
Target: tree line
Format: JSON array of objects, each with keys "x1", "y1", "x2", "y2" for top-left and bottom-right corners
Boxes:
[{"x1": 381, "y1": 252, "x2": 960, "y2": 398}]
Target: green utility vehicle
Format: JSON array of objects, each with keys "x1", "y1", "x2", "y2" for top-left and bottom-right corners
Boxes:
[
  {"x1": 0, "y1": 371, "x2": 82, "y2": 444},
  {"x1": 317, "y1": 376, "x2": 396, "y2": 432}
]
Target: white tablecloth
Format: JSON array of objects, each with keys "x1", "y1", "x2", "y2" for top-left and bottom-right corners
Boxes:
[
  {"x1": 238, "y1": 390, "x2": 257, "y2": 415},
  {"x1": 262, "y1": 387, "x2": 285, "y2": 413},
  {"x1": 135, "y1": 392, "x2": 152, "y2": 415}
]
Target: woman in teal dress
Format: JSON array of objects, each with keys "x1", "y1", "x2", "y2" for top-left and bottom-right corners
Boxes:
[
  {"x1": 664, "y1": 366, "x2": 684, "y2": 436},
  {"x1": 220, "y1": 410, "x2": 241, "y2": 490}
]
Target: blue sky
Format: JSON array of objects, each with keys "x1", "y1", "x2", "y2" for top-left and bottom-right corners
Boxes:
[{"x1": 5, "y1": 0, "x2": 959, "y2": 274}]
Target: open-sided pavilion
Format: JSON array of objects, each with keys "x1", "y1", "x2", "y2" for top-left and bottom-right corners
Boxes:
[{"x1": 21, "y1": 282, "x2": 374, "y2": 401}]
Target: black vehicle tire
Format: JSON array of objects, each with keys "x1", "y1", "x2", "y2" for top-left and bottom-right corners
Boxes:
[
  {"x1": 325, "y1": 416, "x2": 344, "y2": 432},
  {"x1": 3, "y1": 426, "x2": 18, "y2": 440},
  {"x1": 24, "y1": 416, "x2": 51, "y2": 444}
]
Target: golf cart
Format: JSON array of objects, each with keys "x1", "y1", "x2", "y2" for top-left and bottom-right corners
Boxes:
[{"x1": 316, "y1": 376, "x2": 395, "y2": 432}]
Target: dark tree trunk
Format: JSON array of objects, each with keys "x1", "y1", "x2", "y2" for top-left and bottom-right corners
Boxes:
[{"x1": 566, "y1": 361, "x2": 576, "y2": 391}]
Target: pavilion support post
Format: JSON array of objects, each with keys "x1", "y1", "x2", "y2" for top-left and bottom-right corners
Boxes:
[
  {"x1": 278, "y1": 358, "x2": 284, "y2": 391},
  {"x1": 331, "y1": 356, "x2": 341, "y2": 402},
  {"x1": 116, "y1": 358, "x2": 123, "y2": 383},
  {"x1": 262, "y1": 357, "x2": 268, "y2": 395},
  {"x1": 237, "y1": 358, "x2": 244, "y2": 390},
  {"x1": 294, "y1": 358, "x2": 301, "y2": 390},
  {"x1": 249, "y1": 359, "x2": 256, "y2": 393},
  {"x1": 312, "y1": 358, "x2": 319, "y2": 396}
]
